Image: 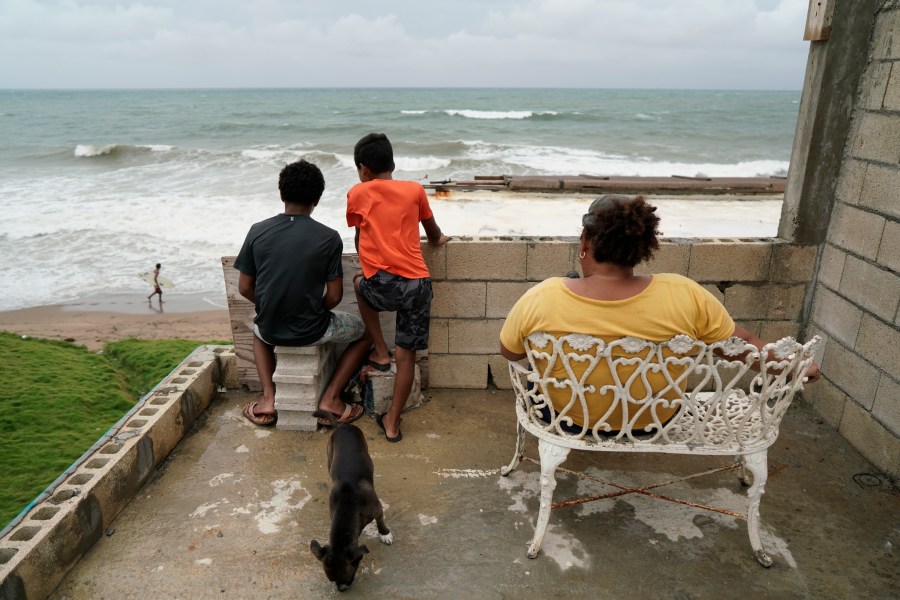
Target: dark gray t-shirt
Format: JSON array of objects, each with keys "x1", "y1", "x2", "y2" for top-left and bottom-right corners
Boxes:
[{"x1": 234, "y1": 213, "x2": 343, "y2": 346}]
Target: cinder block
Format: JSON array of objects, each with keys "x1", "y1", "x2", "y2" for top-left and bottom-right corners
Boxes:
[
  {"x1": 525, "y1": 239, "x2": 578, "y2": 281},
  {"x1": 734, "y1": 320, "x2": 761, "y2": 336},
  {"x1": 838, "y1": 255, "x2": 900, "y2": 321},
  {"x1": 421, "y1": 240, "x2": 448, "y2": 280},
  {"x1": 873, "y1": 374, "x2": 900, "y2": 436},
  {"x1": 849, "y1": 111, "x2": 900, "y2": 163},
  {"x1": 274, "y1": 410, "x2": 317, "y2": 432},
  {"x1": 808, "y1": 377, "x2": 847, "y2": 429},
  {"x1": 363, "y1": 364, "x2": 424, "y2": 415},
  {"x1": 839, "y1": 400, "x2": 900, "y2": 479},
  {"x1": 817, "y1": 243, "x2": 846, "y2": 290},
  {"x1": 702, "y1": 283, "x2": 725, "y2": 304},
  {"x1": 821, "y1": 340, "x2": 881, "y2": 409},
  {"x1": 877, "y1": 220, "x2": 900, "y2": 274},
  {"x1": 637, "y1": 242, "x2": 691, "y2": 276},
  {"x1": 834, "y1": 158, "x2": 868, "y2": 206},
  {"x1": 885, "y1": 62, "x2": 900, "y2": 111},
  {"x1": 826, "y1": 203, "x2": 886, "y2": 260},
  {"x1": 448, "y1": 319, "x2": 505, "y2": 354},
  {"x1": 855, "y1": 314, "x2": 900, "y2": 380},
  {"x1": 427, "y1": 354, "x2": 489, "y2": 388},
  {"x1": 488, "y1": 355, "x2": 514, "y2": 390},
  {"x1": 431, "y1": 281, "x2": 486, "y2": 318},
  {"x1": 486, "y1": 282, "x2": 535, "y2": 318},
  {"x1": 759, "y1": 320, "x2": 800, "y2": 341},
  {"x1": 429, "y1": 318, "x2": 449, "y2": 353},
  {"x1": 810, "y1": 285, "x2": 863, "y2": 347},
  {"x1": 273, "y1": 344, "x2": 336, "y2": 431},
  {"x1": 769, "y1": 243, "x2": 816, "y2": 282},
  {"x1": 857, "y1": 61, "x2": 892, "y2": 111},
  {"x1": 447, "y1": 240, "x2": 527, "y2": 280},
  {"x1": 723, "y1": 283, "x2": 806, "y2": 321},
  {"x1": 860, "y1": 162, "x2": 900, "y2": 219},
  {"x1": 687, "y1": 240, "x2": 772, "y2": 282},
  {"x1": 872, "y1": 10, "x2": 900, "y2": 60}
]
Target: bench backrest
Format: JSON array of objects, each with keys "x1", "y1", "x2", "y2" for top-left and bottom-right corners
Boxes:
[{"x1": 508, "y1": 333, "x2": 820, "y2": 455}]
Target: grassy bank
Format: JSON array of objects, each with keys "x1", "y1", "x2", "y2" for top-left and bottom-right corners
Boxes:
[{"x1": 0, "y1": 333, "x2": 224, "y2": 528}]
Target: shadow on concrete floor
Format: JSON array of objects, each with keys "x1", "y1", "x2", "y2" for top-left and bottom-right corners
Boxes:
[{"x1": 51, "y1": 388, "x2": 898, "y2": 599}]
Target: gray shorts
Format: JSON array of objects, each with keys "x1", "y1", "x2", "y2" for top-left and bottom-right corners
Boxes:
[
  {"x1": 253, "y1": 311, "x2": 364, "y2": 346},
  {"x1": 357, "y1": 270, "x2": 432, "y2": 351}
]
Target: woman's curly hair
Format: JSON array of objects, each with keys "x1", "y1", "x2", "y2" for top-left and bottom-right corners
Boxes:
[{"x1": 582, "y1": 194, "x2": 661, "y2": 267}]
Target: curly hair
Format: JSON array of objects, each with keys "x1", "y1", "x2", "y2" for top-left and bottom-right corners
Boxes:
[
  {"x1": 582, "y1": 194, "x2": 661, "y2": 267},
  {"x1": 278, "y1": 160, "x2": 325, "y2": 206}
]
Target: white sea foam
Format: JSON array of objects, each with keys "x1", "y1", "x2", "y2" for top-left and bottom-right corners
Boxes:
[
  {"x1": 444, "y1": 109, "x2": 557, "y2": 120},
  {"x1": 74, "y1": 144, "x2": 118, "y2": 157},
  {"x1": 395, "y1": 156, "x2": 451, "y2": 172}
]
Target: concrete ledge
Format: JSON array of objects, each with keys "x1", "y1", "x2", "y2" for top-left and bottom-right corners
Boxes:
[{"x1": 0, "y1": 345, "x2": 236, "y2": 600}]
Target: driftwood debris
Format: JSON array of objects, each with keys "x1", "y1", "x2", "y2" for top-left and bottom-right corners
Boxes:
[{"x1": 424, "y1": 175, "x2": 786, "y2": 195}]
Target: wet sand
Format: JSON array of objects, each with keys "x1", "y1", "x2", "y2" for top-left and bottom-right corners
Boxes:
[{"x1": 0, "y1": 292, "x2": 232, "y2": 351}]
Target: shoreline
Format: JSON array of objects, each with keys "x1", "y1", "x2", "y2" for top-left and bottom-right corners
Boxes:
[{"x1": 0, "y1": 292, "x2": 232, "y2": 352}]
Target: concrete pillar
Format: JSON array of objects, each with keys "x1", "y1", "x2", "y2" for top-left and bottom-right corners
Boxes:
[{"x1": 780, "y1": 0, "x2": 879, "y2": 244}]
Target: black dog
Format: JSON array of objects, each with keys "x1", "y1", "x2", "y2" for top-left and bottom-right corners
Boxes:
[{"x1": 310, "y1": 410, "x2": 392, "y2": 591}]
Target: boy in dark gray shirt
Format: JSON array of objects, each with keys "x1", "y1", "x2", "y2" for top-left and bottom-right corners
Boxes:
[{"x1": 235, "y1": 160, "x2": 369, "y2": 426}]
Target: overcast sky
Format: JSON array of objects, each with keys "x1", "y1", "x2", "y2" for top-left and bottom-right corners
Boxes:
[{"x1": 0, "y1": 0, "x2": 811, "y2": 90}]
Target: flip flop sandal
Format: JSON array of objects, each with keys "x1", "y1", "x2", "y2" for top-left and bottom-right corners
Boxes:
[
  {"x1": 376, "y1": 413, "x2": 402, "y2": 443},
  {"x1": 317, "y1": 402, "x2": 364, "y2": 426},
  {"x1": 243, "y1": 402, "x2": 276, "y2": 426},
  {"x1": 365, "y1": 357, "x2": 392, "y2": 372}
]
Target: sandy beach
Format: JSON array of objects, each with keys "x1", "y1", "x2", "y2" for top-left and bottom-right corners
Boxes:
[{"x1": 0, "y1": 292, "x2": 232, "y2": 351}]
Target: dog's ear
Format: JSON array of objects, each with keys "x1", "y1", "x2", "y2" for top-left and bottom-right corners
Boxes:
[{"x1": 310, "y1": 539, "x2": 327, "y2": 560}]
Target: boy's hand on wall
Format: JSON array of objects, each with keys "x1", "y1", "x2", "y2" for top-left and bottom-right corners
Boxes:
[{"x1": 430, "y1": 234, "x2": 450, "y2": 248}]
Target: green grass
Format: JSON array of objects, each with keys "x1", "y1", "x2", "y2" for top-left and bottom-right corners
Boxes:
[{"x1": 0, "y1": 333, "x2": 224, "y2": 528}]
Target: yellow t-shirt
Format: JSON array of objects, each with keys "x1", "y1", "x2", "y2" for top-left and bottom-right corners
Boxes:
[{"x1": 499, "y1": 275, "x2": 736, "y2": 431}]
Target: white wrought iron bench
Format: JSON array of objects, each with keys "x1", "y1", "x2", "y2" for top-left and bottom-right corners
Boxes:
[{"x1": 501, "y1": 332, "x2": 820, "y2": 567}]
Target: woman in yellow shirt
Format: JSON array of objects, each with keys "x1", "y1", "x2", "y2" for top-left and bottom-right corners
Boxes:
[{"x1": 499, "y1": 194, "x2": 820, "y2": 433}]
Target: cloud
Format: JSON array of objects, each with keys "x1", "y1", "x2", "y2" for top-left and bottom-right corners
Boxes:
[{"x1": 0, "y1": 0, "x2": 809, "y2": 89}]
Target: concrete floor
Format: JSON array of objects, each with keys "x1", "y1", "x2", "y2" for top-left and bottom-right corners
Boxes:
[{"x1": 50, "y1": 388, "x2": 898, "y2": 599}]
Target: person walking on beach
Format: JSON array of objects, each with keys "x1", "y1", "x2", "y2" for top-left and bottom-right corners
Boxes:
[
  {"x1": 147, "y1": 263, "x2": 163, "y2": 304},
  {"x1": 234, "y1": 160, "x2": 371, "y2": 427},
  {"x1": 348, "y1": 133, "x2": 450, "y2": 442}
]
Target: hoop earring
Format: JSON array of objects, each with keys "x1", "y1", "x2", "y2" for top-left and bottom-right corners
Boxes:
[{"x1": 579, "y1": 251, "x2": 586, "y2": 259}]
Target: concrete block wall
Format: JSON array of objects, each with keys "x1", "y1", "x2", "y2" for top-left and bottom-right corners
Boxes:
[
  {"x1": 422, "y1": 237, "x2": 815, "y2": 391},
  {"x1": 805, "y1": 3, "x2": 900, "y2": 478}
]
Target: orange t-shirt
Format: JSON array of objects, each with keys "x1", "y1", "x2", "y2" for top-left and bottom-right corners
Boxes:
[{"x1": 346, "y1": 179, "x2": 434, "y2": 279}]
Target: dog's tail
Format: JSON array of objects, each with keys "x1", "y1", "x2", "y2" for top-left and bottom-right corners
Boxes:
[{"x1": 312, "y1": 409, "x2": 338, "y2": 427}]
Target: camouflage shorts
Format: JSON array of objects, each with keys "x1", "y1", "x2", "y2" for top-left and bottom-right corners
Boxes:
[
  {"x1": 317, "y1": 311, "x2": 365, "y2": 344},
  {"x1": 252, "y1": 311, "x2": 364, "y2": 346},
  {"x1": 358, "y1": 271, "x2": 433, "y2": 351}
]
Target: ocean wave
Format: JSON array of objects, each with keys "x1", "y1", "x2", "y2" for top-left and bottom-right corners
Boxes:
[
  {"x1": 73, "y1": 143, "x2": 173, "y2": 158},
  {"x1": 460, "y1": 141, "x2": 788, "y2": 178},
  {"x1": 443, "y1": 109, "x2": 558, "y2": 120},
  {"x1": 395, "y1": 156, "x2": 452, "y2": 172}
]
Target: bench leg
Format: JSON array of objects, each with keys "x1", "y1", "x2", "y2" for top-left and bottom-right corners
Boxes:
[
  {"x1": 500, "y1": 421, "x2": 526, "y2": 476},
  {"x1": 743, "y1": 450, "x2": 773, "y2": 568},
  {"x1": 736, "y1": 455, "x2": 750, "y2": 487},
  {"x1": 527, "y1": 439, "x2": 570, "y2": 559}
]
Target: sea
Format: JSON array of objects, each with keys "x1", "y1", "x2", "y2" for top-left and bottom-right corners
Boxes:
[{"x1": 0, "y1": 88, "x2": 800, "y2": 312}]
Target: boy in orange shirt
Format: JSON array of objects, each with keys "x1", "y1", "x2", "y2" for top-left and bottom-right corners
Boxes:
[{"x1": 347, "y1": 133, "x2": 449, "y2": 442}]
